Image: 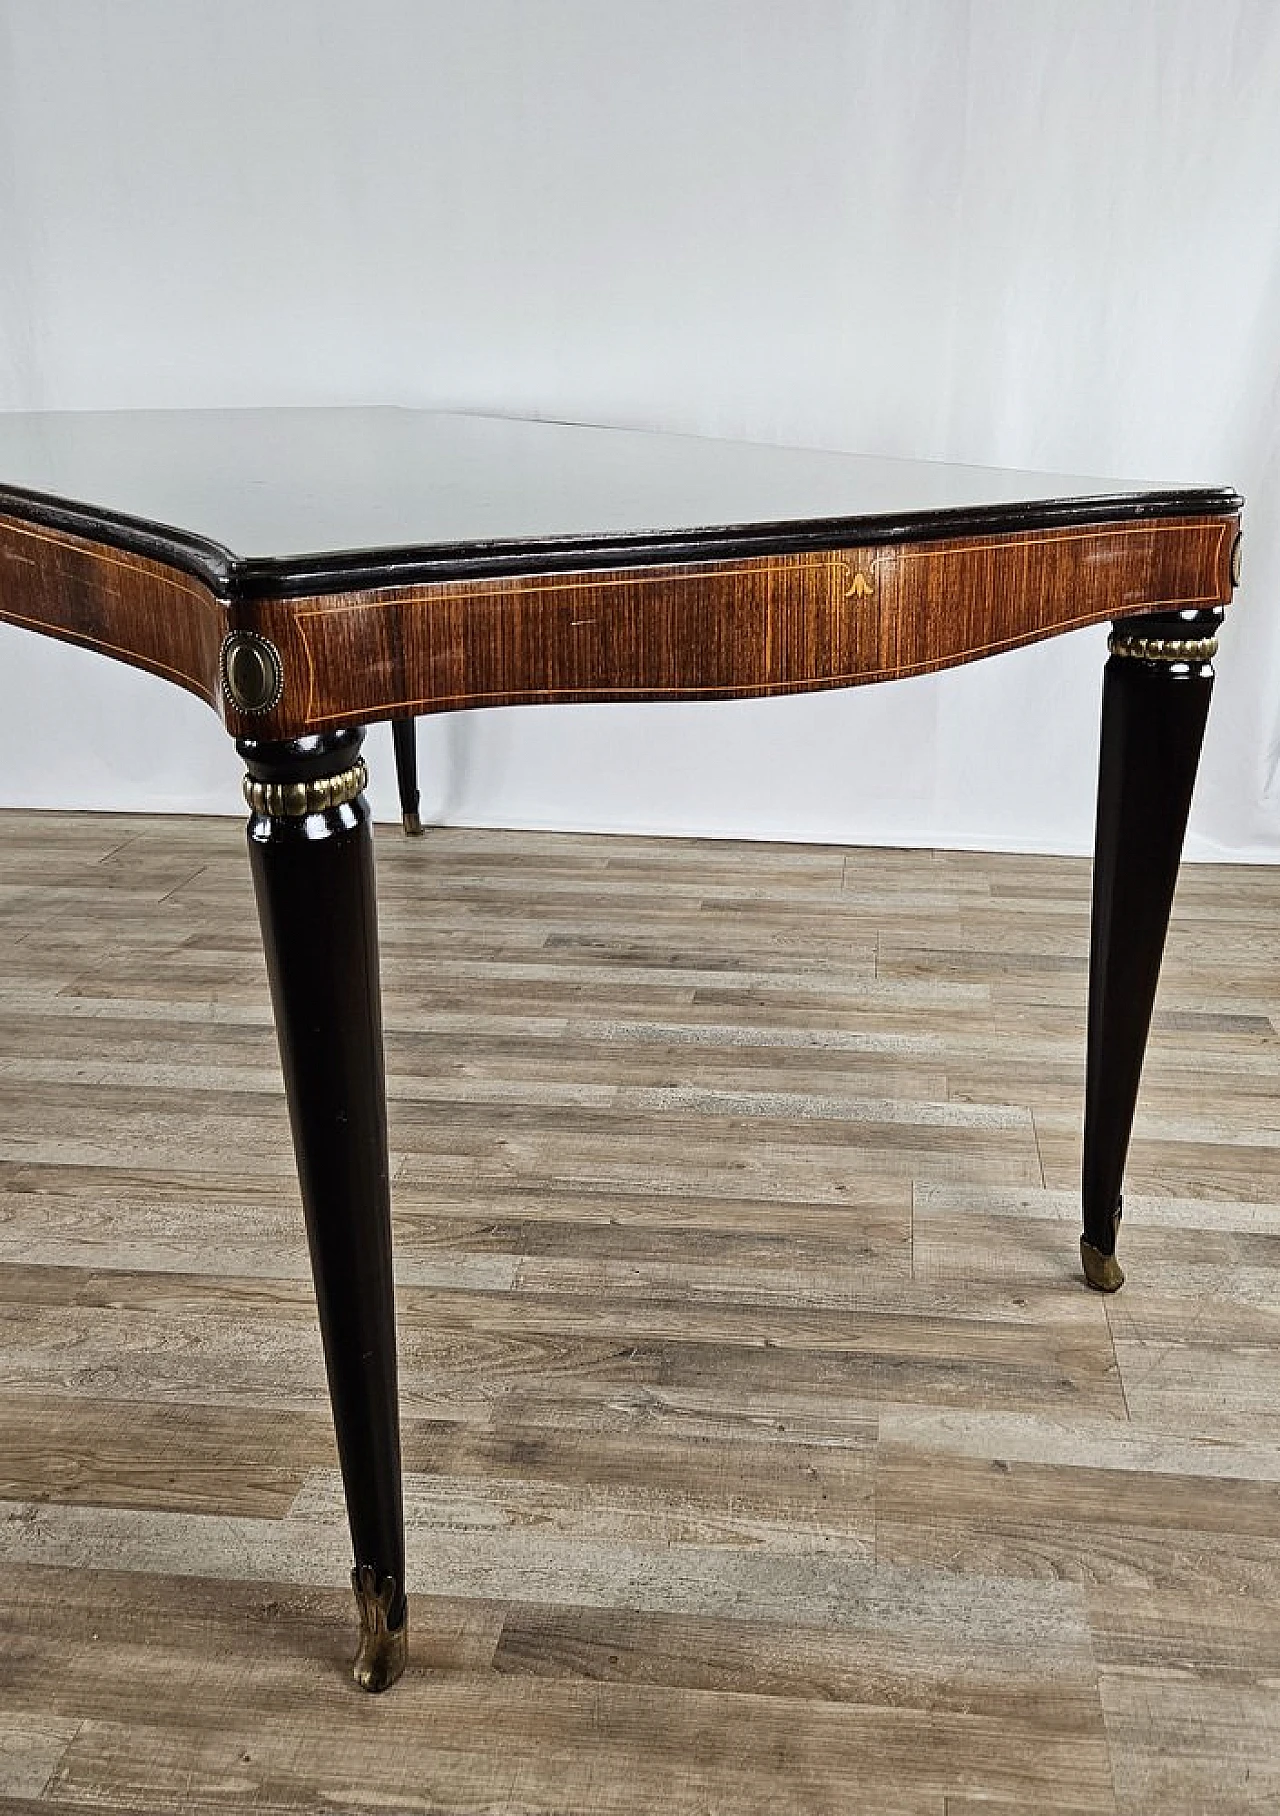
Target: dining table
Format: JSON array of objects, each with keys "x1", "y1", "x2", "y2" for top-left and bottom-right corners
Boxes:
[{"x1": 0, "y1": 406, "x2": 1242, "y2": 1689}]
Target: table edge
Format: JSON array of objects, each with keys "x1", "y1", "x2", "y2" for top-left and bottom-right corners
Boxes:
[{"x1": 0, "y1": 479, "x2": 1244, "y2": 602}]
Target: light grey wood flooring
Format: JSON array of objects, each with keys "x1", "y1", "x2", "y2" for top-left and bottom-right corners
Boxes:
[{"x1": 1, "y1": 808, "x2": 1279, "y2": 1815}]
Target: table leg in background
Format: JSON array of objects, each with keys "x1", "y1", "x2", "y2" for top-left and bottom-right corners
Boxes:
[{"x1": 391, "y1": 716, "x2": 424, "y2": 836}]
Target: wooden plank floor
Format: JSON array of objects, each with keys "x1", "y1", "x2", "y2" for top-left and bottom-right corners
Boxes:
[{"x1": 1, "y1": 807, "x2": 1279, "y2": 1815}]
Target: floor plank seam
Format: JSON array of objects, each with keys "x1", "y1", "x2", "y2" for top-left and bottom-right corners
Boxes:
[
  {"x1": 909, "y1": 1177, "x2": 916, "y2": 1282},
  {"x1": 37, "y1": 1718, "x2": 85, "y2": 1806},
  {"x1": 156, "y1": 865, "x2": 208, "y2": 907},
  {"x1": 1030, "y1": 1107, "x2": 1049, "y2": 1190},
  {"x1": 1104, "y1": 1301, "x2": 1133, "y2": 1426}
]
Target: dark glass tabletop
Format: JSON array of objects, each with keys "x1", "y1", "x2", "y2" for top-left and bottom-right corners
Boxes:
[{"x1": 0, "y1": 407, "x2": 1238, "y2": 595}]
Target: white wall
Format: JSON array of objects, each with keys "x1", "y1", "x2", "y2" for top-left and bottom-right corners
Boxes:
[{"x1": 2, "y1": 0, "x2": 1278, "y2": 857}]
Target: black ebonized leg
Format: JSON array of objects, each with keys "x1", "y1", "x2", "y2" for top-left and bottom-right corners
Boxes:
[
  {"x1": 391, "y1": 717, "x2": 423, "y2": 836},
  {"x1": 1081, "y1": 609, "x2": 1221, "y2": 1291},
  {"x1": 239, "y1": 728, "x2": 408, "y2": 1690}
]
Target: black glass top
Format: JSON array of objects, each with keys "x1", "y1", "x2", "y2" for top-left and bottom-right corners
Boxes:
[{"x1": 0, "y1": 407, "x2": 1240, "y2": 598}]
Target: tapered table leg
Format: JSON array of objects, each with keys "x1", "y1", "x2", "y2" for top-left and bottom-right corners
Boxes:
[
  {"x1": 1081, "y1": 609, "x2": 1222, "y2": 1291},
  {"x1": 239, "y1": 727, "x2": 408, "y2": 1690},
  {"x1": 391, "y1": 717, "x2": 423, "y2": 836}
]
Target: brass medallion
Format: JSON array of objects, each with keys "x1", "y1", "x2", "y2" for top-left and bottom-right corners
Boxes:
[{"x1": 220, "y1": 632, "x2": 284, "y2": 715}]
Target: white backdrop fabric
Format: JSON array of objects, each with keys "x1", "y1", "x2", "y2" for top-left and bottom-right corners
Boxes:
[{"x1": 1, "y1": 0, "x2": 1278, "y2": 858}]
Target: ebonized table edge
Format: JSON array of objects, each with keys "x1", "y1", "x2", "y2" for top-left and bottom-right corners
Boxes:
[{"x1": 0, "y1": 479, "x2": 1244, "y2": 602}]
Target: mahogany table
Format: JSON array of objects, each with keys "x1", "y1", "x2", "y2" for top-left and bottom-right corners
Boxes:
[{"x1": 0, "y1": 408, "x2": 1243, "y2": 1691}]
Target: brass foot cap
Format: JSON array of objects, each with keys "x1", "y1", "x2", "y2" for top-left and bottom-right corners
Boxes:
[
  {"x1": 402, "y1": 810, "x2": 424, "y2": 837},
  {"x1": 351, "y1": 1567, "x2": 408, "y2": 1693},
  {"x1": 1081, "y1": 1237, "x2": 1125, "y2": 1293}
]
